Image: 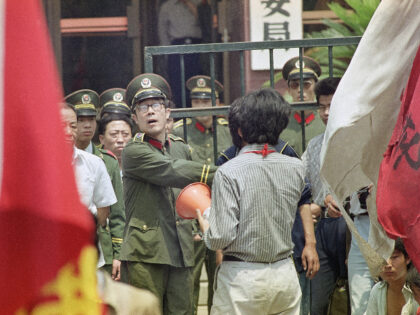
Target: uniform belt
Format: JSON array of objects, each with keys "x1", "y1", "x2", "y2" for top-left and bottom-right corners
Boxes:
[{"x1": 223, "y1": 255, "x2": 288, "y2": 264}]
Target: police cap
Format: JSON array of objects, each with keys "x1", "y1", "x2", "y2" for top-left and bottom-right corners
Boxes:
[
  {"x1": 186, "y1": 75, "x2": 223, "y2": 99},
  {"x1": 126, "y1": 73, "x2": 172, "y2": 109},
  {"x1": 282, "y1": 56, "x2": 321, "y2": 82},
  {"x1": 64, "y1": 89, "x2": 99, "y2": 117},
  {"x1": 99, "y1": 88, "x2": 131, "y2": 118}
]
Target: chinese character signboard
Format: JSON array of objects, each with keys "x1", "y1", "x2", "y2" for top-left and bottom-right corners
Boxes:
[{"x1": 250, "y1": 0, "x2": 302, "y2": 70}]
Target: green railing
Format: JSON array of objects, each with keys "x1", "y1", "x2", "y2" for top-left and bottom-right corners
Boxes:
[{"x1": 144, "y1": 37, "x2": 361, "y2": 160}]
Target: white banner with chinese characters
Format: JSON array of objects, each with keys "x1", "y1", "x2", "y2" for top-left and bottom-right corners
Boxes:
[{"x1": 249, "y1": 0, "x2": 302, "y2": 70}]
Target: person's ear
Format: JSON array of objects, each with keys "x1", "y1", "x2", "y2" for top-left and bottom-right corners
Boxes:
[
  {"x1": 131, "y1": 113, "x2": 138, "y2": 124},
  {"x1": 99, "y1": 134, "x2": 105, "y2": 145}
]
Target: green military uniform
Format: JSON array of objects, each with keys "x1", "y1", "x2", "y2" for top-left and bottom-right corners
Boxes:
[
  {"x1": 91, "y1": 145, "x2": 125, "y2": 270},
  {"x1": 121, "y1": 73, "x2": 216, "y2": 315},
  {"x1": 280, "y1": 111, "x2": 325, "y2": 157},
  {"x1": 281, "y1": 56, "x2": 324, "y2": 157},
  {"x1": 65, "y1": 89, "x2": 126, "y2": 273},
  {"x1": 172, "y1": 117, "x2": 232, "y2": 164},
  {"x1": 172, "y1": 75, "x2": 230, "y2": 314},
  {"x1": 121, "y1": 133, "x2": 215, "y2": 314}
]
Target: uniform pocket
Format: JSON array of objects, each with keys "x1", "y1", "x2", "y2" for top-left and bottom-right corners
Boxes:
[{"x1": 126, "y1": 217, "x2": 160, "y2": 259}]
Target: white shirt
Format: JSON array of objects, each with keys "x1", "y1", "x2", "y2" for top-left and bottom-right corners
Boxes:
[
  {"x1": 73, "y1": 147, "x2": 117, "y2": 268},
  {"x1": 73, "y1": 147, "x2": 117, "y2": 215},
  {"x1": 85, "y1": 142, "x2": 93, "y2": 154},
  {"x1": 365, "y1": 281, "x2": 419, "y2": 315}
]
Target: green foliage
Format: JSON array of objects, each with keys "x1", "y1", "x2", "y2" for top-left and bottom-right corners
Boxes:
[
  {"x1": 306, "y1": 0, "x2": 380, "y2": 78},
  {"x1": 262, "y1": 0, "x2": 380, "y2": 87}
]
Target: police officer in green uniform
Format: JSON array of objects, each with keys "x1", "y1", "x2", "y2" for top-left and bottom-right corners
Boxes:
[
  {"x1": 172, "y1": 75, "x2": 231, "y2": 314},
  {"x1": 65, "y1": 89, "x2": 126, "y2": 281},
  {"x1": 280, "y1": 56, "x2": 325, "y2": 156},
  {"x1": 98, "y1": 88, "x2": 135, "y2": 169},
  {"x1": 172, "y1": 75, "x2": 232, "y2": 164},
  {"x1": 120, "y1": 73, "x2": 216, "y2": 315}
]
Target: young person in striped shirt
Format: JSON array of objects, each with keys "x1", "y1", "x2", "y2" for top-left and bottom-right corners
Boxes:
[{"x1": 197, "y1": 88, "x2": 319, "y2": 315}]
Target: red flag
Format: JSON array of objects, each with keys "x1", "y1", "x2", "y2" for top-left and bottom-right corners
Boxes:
[
  {"x1": 377, "y1": 46, "x2": 420, "y2": 271},
  {"x1": 0, "y1": 1, "x2": 98, "y2": 313},
  {"x1": 320, "y1": 0, "x2": 420, "y2": 275}
]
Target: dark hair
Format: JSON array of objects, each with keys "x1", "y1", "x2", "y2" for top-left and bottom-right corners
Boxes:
[
  {"x1": 98, "y1": 114, "x2": 134, "y2": 136},
  {"x1": 233, "y1": 88, "x2": 291, "y2": 145},
  {"x1": 315, "y1": 77, "x2": 341, "y2": 104},
  {"x1": 407, "y1": 265, "x2": 420, "y2": 289},
  {"x1": 394, "y1": 238, "x2": 409, "y2": 258},
  {"x1": 228, "y1": 95, "x2": 245, "y2": 148}
]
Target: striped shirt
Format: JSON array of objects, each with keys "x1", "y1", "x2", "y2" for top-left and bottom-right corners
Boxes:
[
  {"x1": 301, "y1": 132, "x2": 329, "y2": 205},
  {"x1": 203, "y1": 143, "x2": 306, "y2": 262}
]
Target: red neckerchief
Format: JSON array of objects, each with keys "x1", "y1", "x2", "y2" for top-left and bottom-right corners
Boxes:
[
  {"x1": 294, "y1": 112, "x2": 315, "y2": 125},
  {"x1": 195, "y1": 121, "x2": 206, "y2": 133},
  {"x1": 245, "y1": 143, "x2": 275, "y2": 157}
]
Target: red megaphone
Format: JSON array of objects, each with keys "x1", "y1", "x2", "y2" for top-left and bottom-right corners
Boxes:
[{"x1": 176, "y1": 182, "x2": 211, "y2": 219}]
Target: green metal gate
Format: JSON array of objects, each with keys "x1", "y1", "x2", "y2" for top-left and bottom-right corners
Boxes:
[{"x1": 144, "y1": 37, "x2": 361, "y2": 160}]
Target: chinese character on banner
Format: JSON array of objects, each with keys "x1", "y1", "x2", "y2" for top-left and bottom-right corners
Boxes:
[{"x1": 250, "y1": 0, "x2": 302, "y2": 70}]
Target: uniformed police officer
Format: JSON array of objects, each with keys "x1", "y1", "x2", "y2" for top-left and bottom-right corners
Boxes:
[
  {"x1": 120, "y1": 73, "x2": 216, "y2": 315},
  {"x1": 172, "y1": 75, "x2": 232, "y2": 164},
  {"x1": 278, "y1": 56, "x2": 324, "y2": 315},
  {"x1": 280, "y1": 56, "x2": 325, "y2": 156},
  {"x1": 65, "y1": 89, "x2": 126, "y2": 281},
  {"x1": 98, "y1": 89, "x2": 134, "y2": 169},
  {"x1": 172, "y1": 75, "x2": 231, "y2": 313}
]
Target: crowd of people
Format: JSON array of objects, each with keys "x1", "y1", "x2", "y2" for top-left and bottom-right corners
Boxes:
[{"x1": 61, "y1": 52, "x2": 420, "y2": 315}]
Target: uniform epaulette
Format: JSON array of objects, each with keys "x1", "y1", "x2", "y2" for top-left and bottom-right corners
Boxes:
[
  {"x1": 99, "y1": 148, "x2": 118, "y2": 160},
  {"x1": 168, "y1": 133, "x2": 186, "y2": 143},
  {"x1": 286, "y1": 142, "x2": 299, "y2": 158},
  {"x1": 217, "y1": 117, "x2": 228, "y2": 125},
  {"x1": 218, "y1": 151, "x2": 230, "y2": 162},
  {"x1": 173, "y1": 117, "x2": 192, "y2": 129},
  {"x1": 133, "y1": 132, "x2": 145, "y2": 142}
]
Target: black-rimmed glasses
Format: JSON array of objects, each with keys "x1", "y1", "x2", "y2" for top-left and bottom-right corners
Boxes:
[{"x1": 135, "y1": 103, "x2": 164, "y2": 113}]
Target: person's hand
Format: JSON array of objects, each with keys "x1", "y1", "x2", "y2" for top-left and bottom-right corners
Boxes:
[
  {"x1": 301, "y1": 243, "x2": 319, "y2": 279},
  {"x1": 310, "y1": 203, "x2": 322, "y2": 222},
  {"x1": 193, "y1": 234, "x2": 202, "y2": 242},
  {"x1": 195, "y1": 209, "x2": 209, "y2": 233},
  {"x1": 216, "y1": 250, "x2": 223, "y2": 266},
  {"x1": 112, "y1": 259, "x2": 121, "y2": 281},
  {"x1": 324, "y1": 194, "x2": 341, "y2": 218}
]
